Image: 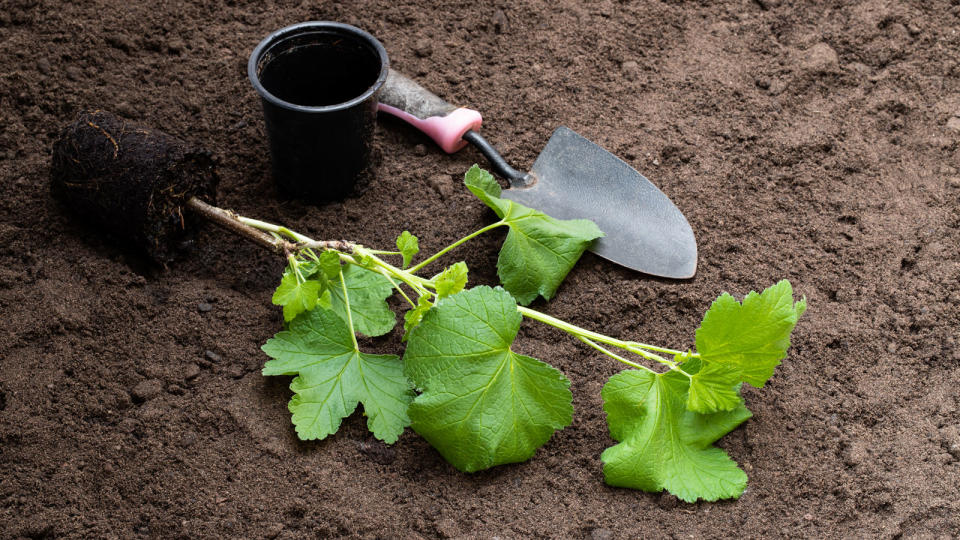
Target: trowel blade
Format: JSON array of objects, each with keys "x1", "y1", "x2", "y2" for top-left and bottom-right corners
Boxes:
[{"x1": 501, "y1": 126, "x2": 697, "y2": 278}]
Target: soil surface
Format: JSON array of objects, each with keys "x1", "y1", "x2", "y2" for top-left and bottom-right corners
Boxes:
[{"x1": 2, "y1": 1, "x2": 959, "y2": 538}]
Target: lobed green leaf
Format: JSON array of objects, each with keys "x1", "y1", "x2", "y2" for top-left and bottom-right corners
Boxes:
[
  {"x1": 402, "y1": 296, "x2": 433, "y2": 342},
  {"x1": 695, "y1": 280, "x2": 806, "y2": 389},
  {"x1": 464, "y1": 165, "x2": 603, "y2": 305},
  {"x1": 601, "y1": 365, "x2": 752, "y2": 502},
  {"x1": 272, "y1": 269, "x2": 322, "y2": 322},
  {"x1": 318, "y1": 250, "x2": 342, "y2": 280},
  {"x1": 403, "y1": 286, "x2": 573, "y2": 472},
  {"x1": 327, "y1": 265, "x2": 397, "y2": 337},
  {"x1": 262, "y1": 308, "x2": 413, "y2": 443},
  {"x1": 433, "y1": 261, "x2": 468, "y2": 299}
]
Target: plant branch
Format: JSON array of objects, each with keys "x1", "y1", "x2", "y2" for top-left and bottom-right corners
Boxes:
[
  {"x1": 577, "y1": 336, "x2": 655, "y2": 373},
  {"x1": 517, "y1": 305, "x2": 679, "y2": 369},
  {"x1": 189, "y1": 197, "x2": 685, "y2": 373},
  {"x1": 338, "y1": 269, "x2": 359, "y2": 350},
  {"x1": 408, "y1": 221, "x2": 506, "y2": 273},
  {"x1": 186, "y1": 197, "x2": 297, "y2": 255}
]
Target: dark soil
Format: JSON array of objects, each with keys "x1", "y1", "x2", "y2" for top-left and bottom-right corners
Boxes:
[{"x1": 2, "y1": 1, "x2": 959, "y2": 538}]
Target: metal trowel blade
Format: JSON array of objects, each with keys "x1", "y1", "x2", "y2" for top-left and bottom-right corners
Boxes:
[{"x1": 500, "y1": 126, "x2": 697, "y2": 278}]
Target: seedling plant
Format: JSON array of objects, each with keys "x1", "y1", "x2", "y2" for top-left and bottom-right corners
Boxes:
[{"x1": 237, "y1": 166, "x2": 805, "y2": 503}]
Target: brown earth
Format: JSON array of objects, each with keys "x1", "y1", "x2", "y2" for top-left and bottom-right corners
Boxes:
[{"x1": 2, "y1": 0, "x2": 959, "y2": 538}]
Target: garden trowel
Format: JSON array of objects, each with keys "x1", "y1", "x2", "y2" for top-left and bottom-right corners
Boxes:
[{"x1": 378, "y1": 69, "x2": 697, "y2": 279}]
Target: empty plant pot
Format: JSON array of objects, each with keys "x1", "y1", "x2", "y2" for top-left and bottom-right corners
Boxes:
[{"x1": 248, "y1": 21, "x2": 389, "y2": 203}]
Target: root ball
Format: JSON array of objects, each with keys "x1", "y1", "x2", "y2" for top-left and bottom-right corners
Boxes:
[{"x1": 50, "y1": 110, "x2": 219, "y2": 262}]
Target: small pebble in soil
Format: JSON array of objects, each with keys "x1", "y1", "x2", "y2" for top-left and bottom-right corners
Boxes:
[
  {"x1": 949, "y1": 444, "x2": 960, "y2": 460},
  {"x1": 197, "y1": 302, "x2": 213, "y2": 313},
  {"x1": 800, "y1": 43, "x2": 839, "y2": 72},
  {"x1": 427, "y1": 174, "x2": 453, "y2": 200},
  {"x1": 184, "y1": 363, "x2": 201, "y2": 381},
  {"x1": 118, "y1": 418, "x2": 138, "y2": 433},
  {"x1": 413, "y1": 144, "x2": 427, "y2": 156},
  {"x1": 264, "y1": 523, "x2": 285, "y2": 539},
  {"x1": 492, "y1": 9, "x2": 509, "y2": 34},
  {"x1": 768, "y1": 78, "x2": 789, "y2": 96},
  {"x1": 130, "y1": 379, "x2": 163, "y2": 403},
  {"x1": 115, "y1": 101, "x2": 137, "y2": 118},
  {"x1": 844, "y1": 440, "x2": 869, "y2": 467},
  {"x1": 412, "y1": 38, "x2": 433, "y2": 58},
  {"x1": 36, "y1": 58, "x2": 51, "y2": 75},
  {"x1": 435, "y1": 518, "x2": 460, "y2": 538},
  {"x1": 940, "y1": 426, "x2": 960, "y2": 458},
  {"x1": 105, "y1": 34, "x2": 135, "y2": 52},
  {"x1": 222, "y1": 364, "x2": 245, "y2": 379},
  {"x1": 167, "y1": 38, "x2": 186, "y2": 55},
  {"x1": 622, "y1": 60, "x2": 639, "y2": 81},
  {"x1": 204, "y1": 350, "x2": 222, "y2": 363},
  {"x1": 946, "y1": 117, "x2": 960, "y2": 133}
]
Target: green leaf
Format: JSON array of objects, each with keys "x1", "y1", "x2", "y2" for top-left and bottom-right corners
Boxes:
[
  {"x1": 695, "y1": 280, "x2": 806, "y2": 388},
  {"x1": 261, "y1": 307, "x2": 413, "y2": 443},
  {"x1": 328, "y1": 265, "x2": 396, "y2": 337},
  {"x1": 402, "y1": 296, "x2": 433, "y2": 342},
  {"x1": 601, "y1": 366, "x2": 752, "y2": 502},
  {"x1": 403, "y1": 286, "x2": 573, "y2": 472},
  {"x1": 318, "y1": 250, "x2": 342, "y2": 280},
  {"x1": 433, "y1": 261, "x2": 468, "y2": 299},
  {"x1": 464, "y1": 165, "x2": 603, "y2": 305},
  {"x1": 686, "y1": 360, "x2": 742, "y2": 413},
  {"x1": 396, "y1": 231, "x2": 419, "y2": 269},
  {"x1": 272, "y1": 270, "x2": 322, "y2": 322}
]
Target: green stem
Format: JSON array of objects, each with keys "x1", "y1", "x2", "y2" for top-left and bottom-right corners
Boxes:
[
  {"x1": 287, "y1": 254, "x2": 305, "y2": 283},
  {"x1": 408, "y1": 221, "x2": 506, "y2": 273},
  {"x1": 377, "y1": 269, "x2": 416, "y2": 308},
  {"x1": 517, "y1": 306, "x2": 679, "y2": 369},
  {"x1": 238, "y1": 210, "x2": 685, "y2": 373},
  {"x1": 238, "y1": 216, "x2": 312, "y2": 243},
  {"x1": 356, "y1": 247, "x2": 433, "y2": 296},
  {"x1": 339, "y1": 269, "x2": 359, "y2": 350},
  {"x1": 578, "y1": 336, "x2": 655, "y2": 374}
]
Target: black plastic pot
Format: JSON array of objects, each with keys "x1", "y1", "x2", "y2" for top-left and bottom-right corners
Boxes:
[{"x1": 248, "y1": 22, "x2": 389, "y2": 203}]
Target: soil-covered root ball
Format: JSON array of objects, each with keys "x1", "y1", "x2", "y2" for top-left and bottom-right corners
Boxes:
[{"x1": 50, "y1": 110, "x2": 219, "y2": 262}]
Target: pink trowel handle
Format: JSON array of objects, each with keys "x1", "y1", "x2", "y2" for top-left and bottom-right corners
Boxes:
[{"x1": 378, "y1": 69, "x2": 483, "y2": 153}]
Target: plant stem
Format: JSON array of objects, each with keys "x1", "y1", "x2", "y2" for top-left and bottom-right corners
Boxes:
[
  {"x1": 188, "y1": 199, "x2": 687, "y2": 373},
  {"x1": 287, "y1": 254, "x2": 305, "y2": 283},
  {"x1": 408, "y1": 221, "x2": 506, "y2": 273},
  {"x1": 186, "y1": 197, "x2": 297, "y2": 255},
  {"x1": 339, "y1": 269, "x2": 359, "y2": 350},
  {"x1": 236, "y1": 216, "x2": 312, "y2": 243},
  {"x1": 578, "y1": 336, "x2": 656, "y2": 374},
  {"x1": 517, "y1": 306, "x2": 681, "y2": 369},
  {"x1": 377, "y1": 270, "x2": 416, "y2": 308},
  {"x1": 356, "y1": 247, "x2": 434, "y2": 297}
]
